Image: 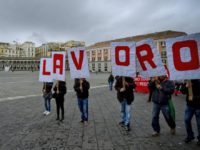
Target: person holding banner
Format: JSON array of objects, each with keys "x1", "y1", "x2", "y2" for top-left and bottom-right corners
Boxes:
[
  {"x1": 148, "y1": 75, "x2": 176, "y2": 136},
  {"x1": 74, "y1": 78, "x2": 90, "y2": 123},
  {"x1": 147, "y1": 77, "x2": 153, "y2": 102},
  {"x1": 42, "y1": 82, "x2": 53, "y2": 115},
  {"x1": 180, "y1": 79, "x2": 200, "y2": 145},
  {"x1": 108, "y1": 74, "x2": 114, "y2": 91},
  {"x1": 115, "y1": 76, "x2": 136, "y2": 131},
  {"x1": 53, "y1": 81, "x2": 67, "y2": 122}
]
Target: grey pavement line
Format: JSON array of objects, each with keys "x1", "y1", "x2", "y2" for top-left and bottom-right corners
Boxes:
[{"x1": 0, "y1": 84, "x2": 108, "y2": 102}]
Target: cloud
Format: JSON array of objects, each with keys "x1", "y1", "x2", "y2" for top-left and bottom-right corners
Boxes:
[{"x1": 0, "y1": 0, "x2": 199, "y2": 46}]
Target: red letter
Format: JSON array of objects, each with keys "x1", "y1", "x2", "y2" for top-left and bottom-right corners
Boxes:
[
  {"x1": 53, "y1": 54, "x2": 63, "y2": 74},
  {"x1": 136, "y1": 44, "x2": 157, "y2": 71},
  {"x1": 172, "y1": 40, "x2": 199, "y2": 71},
  {"x1": 115, "y1": 46, "x2": 130, "y2": 66},
  {"x1": 42, "y1": 59, "x2": 51, "y2": 75},
  {"x1": 71, "y1": 50, "x2": 84, "y2": 70}
]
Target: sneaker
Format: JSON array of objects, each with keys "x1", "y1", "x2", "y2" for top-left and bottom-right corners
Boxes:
[
  {"x1": 46, "y1": 111, "x2": 50, "y2": 115},
  {"x1": 84, "y1": 121, "x2": 88, "y2": 125},
  {"x1": 184, "y1": 137, "x2": 194, "y2": 143},
  {"x1": 170, "y1": 128, "x2": 176, "y2": 135},
  {"x1": 80, "y1": 120, "x2": 84, "y2": 123},
  {"x1": 152, "y1": 132, "x2": 160, "y2": 137},
  {"x1": 119, "y1": 121, "x2": 125, "y2": 127},
  {"x1": 124, "y1": 124, "x2": 131, "y2": 131},
  {"x1": 197, "y1": 140, "x2": 200, "y2": 146},
  {"x1": 43, "y1": 111, "x2": 47, "y2": 115}
]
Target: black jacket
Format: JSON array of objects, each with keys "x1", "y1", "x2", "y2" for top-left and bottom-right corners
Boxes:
[
  {"x1": 53, "y1": 81, "x2": 67, "y2": 99},
  {"x1": 180, "y1": 79, "x2": 200, "y2": 109},
  {"x1": 108, "y1": 75, "x2": 114, "y2": 83},
  {"x1": 148, "y1": 79, "x2": 175, "y2": 105},
  {"x1": 115, "y1": 76, "x2": 136, "y2": 105},
  {"x1": 74, "y1": 79, "x2": 90, "y2": 99},
  {"x1": 43, "y1": 82, "x2": 53, "y2": 93}
]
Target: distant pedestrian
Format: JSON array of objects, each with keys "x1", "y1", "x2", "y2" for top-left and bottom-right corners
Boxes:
[
  {"x1": 74, "y1": 78, "x2": 90, "y2": 124},
  {"x1": 42, "y1": 82, "x2": 53, "y2": 115},
  {"x1": 53, "y1": 81, "x2": 67, "y2": 121},
  {"x1": 108, "y1": 74, "x2": 114, "y2": 91},
  {"x1": 148, "y1": 75, "x2": 176, "y2": 136},
  {"x1": 180, "y1": 79, "x2": 200, "y2": 145},
  {"x1": 115, "y1": 76, "x2": 136, "y2": 131}
]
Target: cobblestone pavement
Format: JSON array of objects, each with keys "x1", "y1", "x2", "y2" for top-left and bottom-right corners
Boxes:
[{"x1": 0, "y1": 71, "x2": 199, "y2": 150}]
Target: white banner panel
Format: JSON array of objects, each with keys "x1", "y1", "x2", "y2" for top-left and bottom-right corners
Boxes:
[
  {"x1": 111, "y1": 42, "x2": 136, "y2": 77},
  {"x1": 136, "y1": 38, "x2": 166, "y2": 78},
  {"x1": 68, "y1": 47, "x2": 90, "y2": 79},
  {"x1": 52, "y1": 51, "x2": 66, "y2": 81},
  {"x1": 39, "y1": 58, "x2": 53, "y2": 82},
  {"x1": 166, "y1": 33, "x2": 200, "y2": 80}
]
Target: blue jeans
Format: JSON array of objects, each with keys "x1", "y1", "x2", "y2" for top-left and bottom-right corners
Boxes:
[
  {"x1": 121, "y1": 99, "x2": 131, "y2": 125},
  {"x1": 108, "y1": 82, "x2": 113, "y2": 90},
  {"x1": 184, "y1": 105, "x2": 200, "y2": 140},
  {"x1": 152, "y1": 102, "x2": 176, "y2": 133},
  {"x1": 78, "y1": 98, "x2": 88, "y2": 121},
  {"x1": 44, "y1": 97, "x2": 51, "y2": 112}
]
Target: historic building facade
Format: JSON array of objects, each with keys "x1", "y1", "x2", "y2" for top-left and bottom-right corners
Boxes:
[{"x1": 86, "y1": 30, "x2": 187, "y2": 72}]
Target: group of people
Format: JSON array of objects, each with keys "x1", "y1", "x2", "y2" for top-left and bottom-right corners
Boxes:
[
  {"x1": 42, "y1": 78, "x2": 90, "y2": 123},
  {"x1": 42, "y1": 74, "x2": 200, "y2": 146},
  {"x1": 147, "y1": 76, "x2": 200, "y2": 145}
]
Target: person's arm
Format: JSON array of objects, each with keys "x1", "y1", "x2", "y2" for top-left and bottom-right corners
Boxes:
[
  {"x1": 74, "y1": 83, "x2": 81, "y2": 92},
  {"x1": 114, "y1": 79, "x2": 121, "y2": 92}
]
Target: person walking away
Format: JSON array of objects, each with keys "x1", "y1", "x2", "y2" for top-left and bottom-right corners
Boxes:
[
  {"x1": 74, "y1": 78, "x2": 90, "y2": 124},
  {"x1": 53, "y1": 81, "x2": 67, "y2": 122},
  {"x1": 148, "y1": 75, "x2": 176, "y2": 136},
  {"x1": 180, "y1": 79, "x2": 200, "y2": 145},
  {"x1": 115, "y1": 76, "x2": 136, "y2": 131},
  {"x1": 42, "y1": 82, "x2": 53, "y2": 115},
  {"x1": 108, "y1": 74, "x2": 114, "y2": 91}
]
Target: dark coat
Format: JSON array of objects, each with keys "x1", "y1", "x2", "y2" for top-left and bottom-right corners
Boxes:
[
  {"x1": 108, "y1": 75, "x2": 114, "y2": 83},
  {"x1": 53, "y1": 81, "x2": 67, "y2": 99},
  {"x1": 148, "y1": 79, "x2": 175, "y2": 105},
  {"x1": 43, "y1": 82, "x2": 53, "y2": 93},
  {"x1": 74, "y1": 79, "x2": 90, "y2": 99},
  {"x1": 180, "y1": 79, "x2": 200, "y2": 109},
  {"x1": 115, "y1": 76, "x2": 136, "y2": 105},
  {"x1": 43, "y1": 82, "x2": 53, "y2": 99}
]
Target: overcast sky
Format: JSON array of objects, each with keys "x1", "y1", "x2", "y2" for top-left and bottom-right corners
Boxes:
[{"x1": 0, "y1": 0, "x2": 199, "y2": 46}]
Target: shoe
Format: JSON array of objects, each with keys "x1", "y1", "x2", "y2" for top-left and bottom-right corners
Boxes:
[
  {"x1": 197, "y1": 140, "x2": 200, "y2": 146},
  {"x1": 43, "y1": 111, "x2": 47, "y2": 115},
  {"x1": 84, "y1": 121, "x2": 88, "y2": 125},
  {"x1": 56, "y1": 117, "x2": 60, "y2": 121},
  {"x1": 184, "y1": 137, "x2": 194, "y2": 143},
  {"x1": 152, "y1": 132, "x2": 160, "y2": 137},
  {"x1": 170, "y1": 128, "x2": 176, "y2": 135},
  {"x1": 124, "y1": 124, "x2": 131, "y2": 131},
  {"x1": 46, "y1": 111, "x2": 50, "y2": 115},
  {"x1": 80, "y1": 120, "x2": 84, "y2": 123},
  {"x1": 119, "y1": 121, "x2": 125, "y2": 127}
]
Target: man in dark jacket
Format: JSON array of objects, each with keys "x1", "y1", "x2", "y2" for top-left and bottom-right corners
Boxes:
[
  {"x1": 108, "y1": 74, "x2": 114, "y2": 91},
  {"x1": 148, "y1": 75, "x2": 175, "y2": 136},
  {"x1": 181, "y1": 79, "x2": 200, "y2": 145},
  {"x1": 115, "y1": 76, "x2": 136, "y2": 131},
  {"x1": 42, "y1": 82, "x2": 53, "y2": 115},
  {"x1": 53, "y1": 81, "x2": 67, "y2": 121},
  {"x1": 74, "y1": 78, "x2": 90, "y2": 123}
]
